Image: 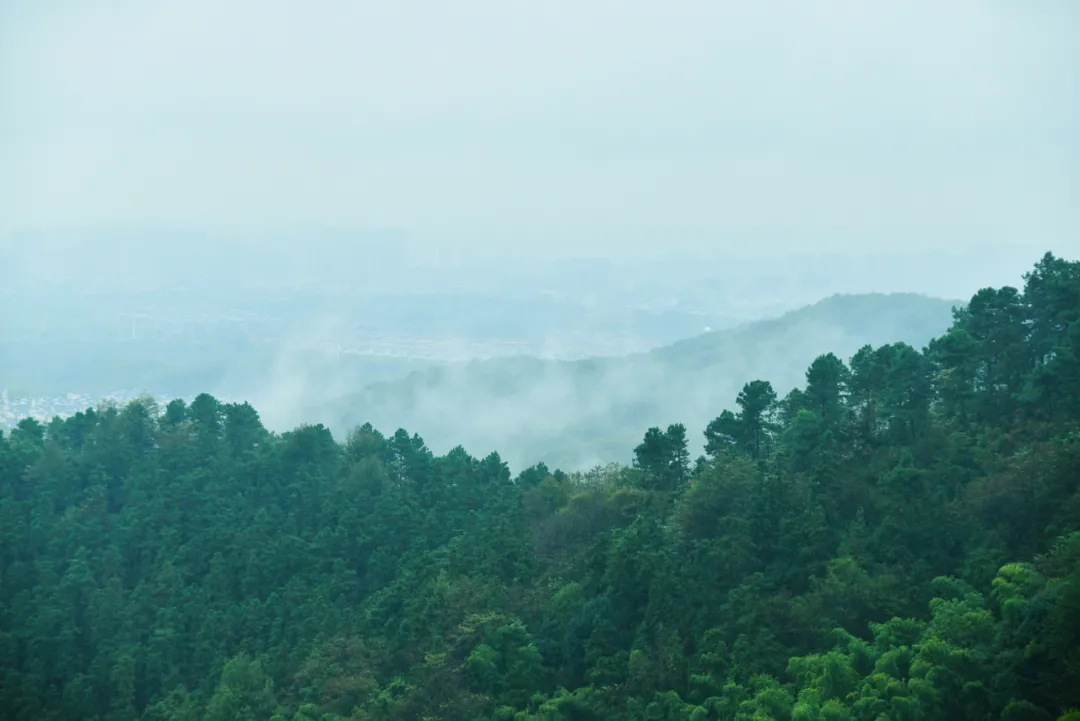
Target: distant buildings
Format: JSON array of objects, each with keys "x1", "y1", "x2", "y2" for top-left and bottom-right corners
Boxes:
[{"x1": 0, "y1": 389, "x2": 174, "y2": 430}]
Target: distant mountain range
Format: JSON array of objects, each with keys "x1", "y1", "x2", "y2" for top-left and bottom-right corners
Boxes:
[{"x1": 314, "y1": 292, "x2": 962, "y2": 471}]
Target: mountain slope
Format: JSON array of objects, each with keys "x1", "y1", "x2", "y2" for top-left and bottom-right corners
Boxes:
[{"x1": 317, "y1": 292, "x2": 960, "y2": 470}]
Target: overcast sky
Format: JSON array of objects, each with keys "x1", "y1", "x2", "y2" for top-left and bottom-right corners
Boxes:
[{"x1": 2, "y1": 0, "x2": 1077, "y2": 260}]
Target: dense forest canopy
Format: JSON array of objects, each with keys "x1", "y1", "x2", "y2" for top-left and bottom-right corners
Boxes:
[{"x1": 1, "y1": 252, "x2": 1078, "y2": 720}]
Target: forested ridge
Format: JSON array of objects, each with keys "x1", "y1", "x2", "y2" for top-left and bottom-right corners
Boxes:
[
  {"x1": 1, "y1": 253, "x2": 1078, "y2": 721},
  {"x1": 319, "y1": 292, "x2": 957, "y2": 471}
]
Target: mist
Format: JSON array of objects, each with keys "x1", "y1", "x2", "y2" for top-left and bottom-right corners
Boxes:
[
  {"x1": 2, "y1": 1, "x2": 1077, "y2": 461},
  {"x1": 305, "y1": 292, "x2": 962, "y2": 471}
]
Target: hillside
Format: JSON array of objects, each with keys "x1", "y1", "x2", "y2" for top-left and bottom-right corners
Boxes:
[
  {"x1": 1, "y1": 252, "x2": 1077, "y2": 721},
  {"x1": 317, "y1": 292, "x2": 960, "y2": 470}
]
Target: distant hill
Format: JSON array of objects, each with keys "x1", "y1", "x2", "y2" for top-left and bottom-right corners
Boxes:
[{"x1": 315, "y1": 292, "x2": 960, "y2": 471}]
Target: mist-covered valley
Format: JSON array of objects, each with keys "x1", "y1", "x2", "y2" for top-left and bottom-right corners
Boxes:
[{"x1": 1, "y1": 230, "x2": 986, "y2": 469}]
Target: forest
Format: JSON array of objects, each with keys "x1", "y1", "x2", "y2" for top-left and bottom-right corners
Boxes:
[{"x1": 1, "y1": 252, "x2": 1078, "y2": 720}]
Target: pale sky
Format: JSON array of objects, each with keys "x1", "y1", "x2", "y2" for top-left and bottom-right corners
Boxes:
[{"x1": 1, "y1": 0, "x2": 1077, "y2": 259}]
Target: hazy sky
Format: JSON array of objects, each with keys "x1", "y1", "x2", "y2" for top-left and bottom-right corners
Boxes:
[{"x1": 2, "y1": 0, "x2": 1077, "y2": 259}]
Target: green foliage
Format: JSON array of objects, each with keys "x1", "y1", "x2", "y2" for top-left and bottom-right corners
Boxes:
[
  {"x1": 0, "y1": 253, "x2": 1078, "y2": 719},
  {"x1": 705, "y1": 380, "x2": 779, "y2": 460},
  {"x1": 634, "y1": 424, "x2": 691, "y2": 491}
]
